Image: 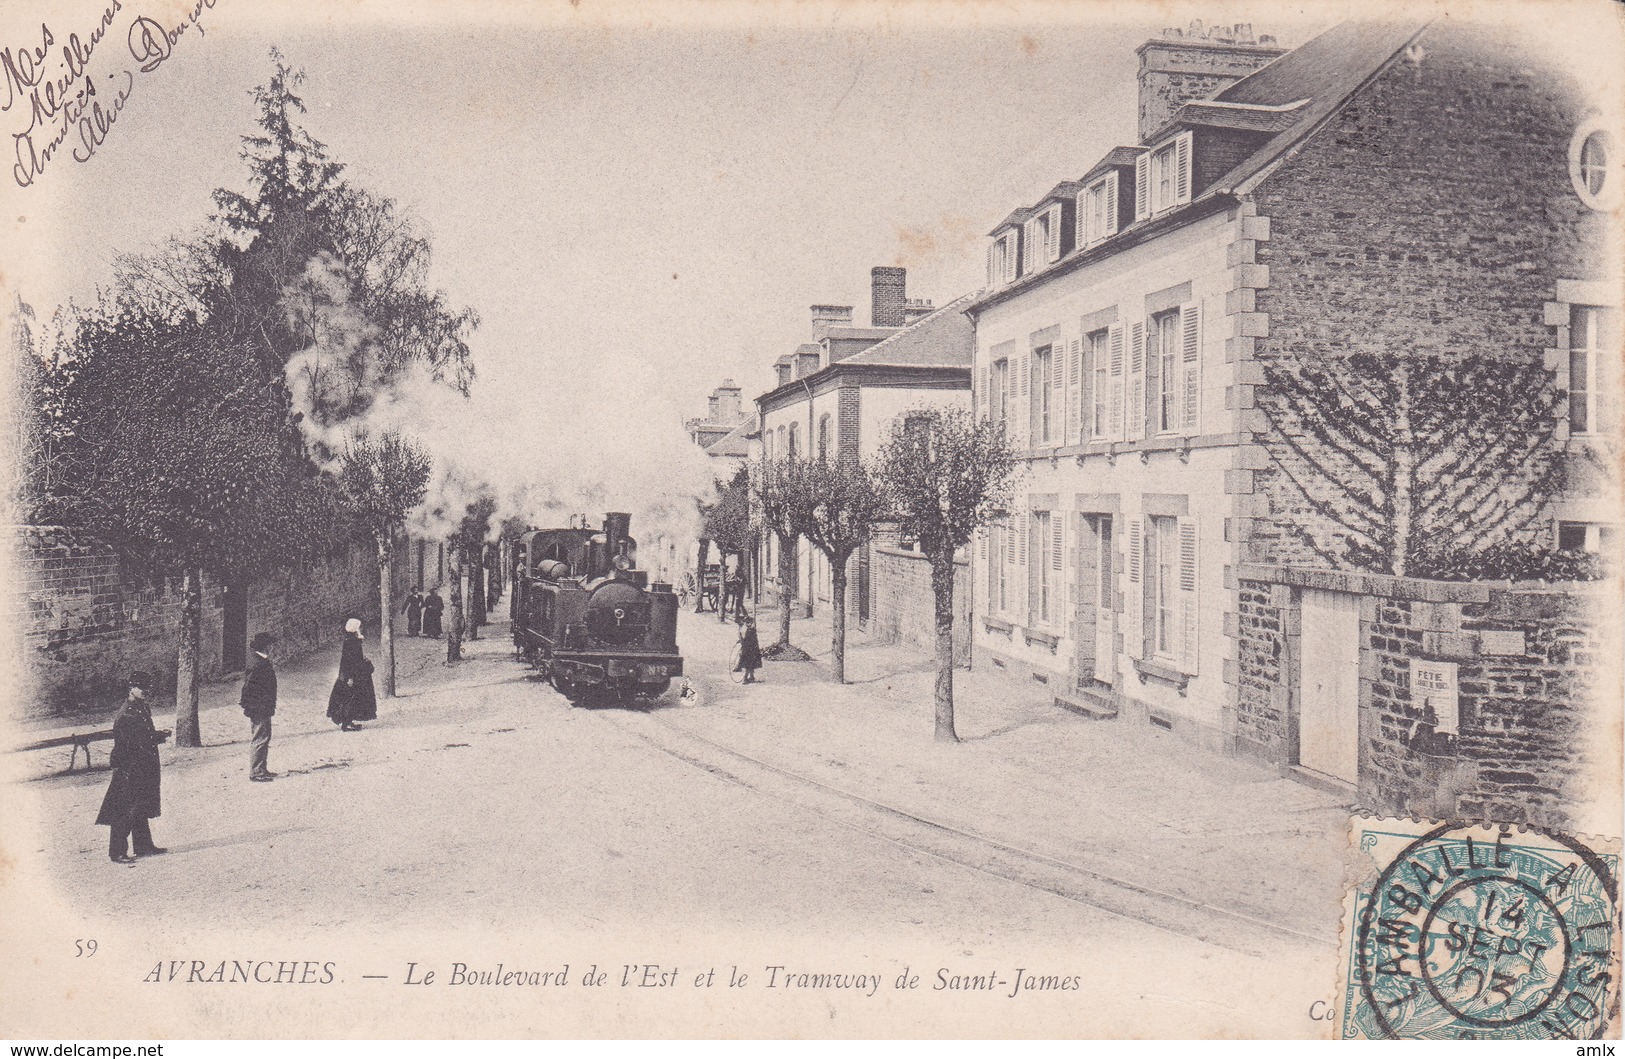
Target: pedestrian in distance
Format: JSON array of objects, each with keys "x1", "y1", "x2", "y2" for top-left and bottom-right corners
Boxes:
[
  {"x1": 422, "y1": 588, "x2": 444, "y2": 639},
  {"x1": 95, "y1": 671, "x2": 168, "y2": 863},
  {"x1": 404, "y1": 590, "x2": 423, "y2": 637},
  {"x1": 327, "y1": 618, "x2": 378, "y2": 732},
  {"x1": 735, "y1": 613, "x2": 763, "y2": 684},
  {"x1": 240, "y1": 632, "x2": 278, "y2": 782}
]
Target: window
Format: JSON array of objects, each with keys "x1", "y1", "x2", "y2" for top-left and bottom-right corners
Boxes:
[
  {"x1": 1570, "y1": 305, "x2": 1619, "y2": 436},
  {"x1": 818, "y1": 414, "x2": 831, "y2": 461},
  {"x1": 988, "y1": 524, "x2": 1008, "y2": 615},
  {"x1": 1135, "y1": 132, "x2": 1192, "y2": 219},
  {"x1": 1077, "y1": 173, "x2": 1119, "y2": 247},
  {"x1": 988, "y1": 231, "x2": 1019, "y2": 287},
  {"x1": 1087, "y1": 330, "x2": 1109, "y2": 439},
  {"x1": 787, "y1": 423, "x2": 799, "y2": 458},
  {"x1": 1033, "y1": 345, "x2": 1054, "y2": 443},
  {"x1": 1559, "y1": 521, "x2": 1620, "y2": 556},
  {"x1": 1152, "y1": 516, "x2": 1178, "y2": 658},
  {"x1": 1033, "y1": 511, "x2": 1055, "y2": 625},
  {"x1": 1153, "y1": 311, "x2": 1181, "y2": 433},
  {"x1": 1570, "y1": 118, "x2": 1620, "y2": 211},
  {"x1": 991, "y1": 358, "x2": 1009, "y2": 428}
]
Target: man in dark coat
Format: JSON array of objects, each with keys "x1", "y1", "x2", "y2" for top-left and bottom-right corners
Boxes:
[
  {"x1": 403, "y1": 591, "x2": 423, "y2": 637},
  {"x1": 422, "y1": 588, "x2": 444, "y2": 639},
  {"x1": 240, "y1": 632, "x2": 277, "y2": 782},
  {"x1": 95, "y1": 671, "x2": 167, "y2": 862}
]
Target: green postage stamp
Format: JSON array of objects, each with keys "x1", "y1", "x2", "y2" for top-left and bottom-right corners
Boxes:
[{"x1": 1339, "y1": 818, "x2": 1621, "y2": 1039}]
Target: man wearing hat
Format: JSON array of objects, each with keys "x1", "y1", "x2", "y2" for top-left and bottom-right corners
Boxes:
[
  {"x1": 240, "y1": 632, "x2": 278, "y2": 782},
  {"x1": 95, "y1": 671, "x2": 167, "y2": 863}
]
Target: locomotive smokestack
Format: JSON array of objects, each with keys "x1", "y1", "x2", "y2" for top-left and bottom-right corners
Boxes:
[{"x1": 604, "y1": 512, "x2": 631, "y2": 559}]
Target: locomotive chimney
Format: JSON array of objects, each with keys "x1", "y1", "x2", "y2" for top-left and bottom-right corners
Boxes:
[{"x1": 604, "y1": 512, "x2": 632, "y2": 564}]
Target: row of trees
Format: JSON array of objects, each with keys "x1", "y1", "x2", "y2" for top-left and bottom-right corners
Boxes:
[
  {"x1": 13, "y1": 53, "x2": 482, "y2": 744},
  {"x1": 732, "y1": 408, "x2": 1018, "y2": 743}
]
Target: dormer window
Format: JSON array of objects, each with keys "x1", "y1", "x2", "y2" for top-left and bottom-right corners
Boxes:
[
  {"x1": 987, "y1": 229, "x2": 1020, "y2": 288},
  {"x1": 1023, "y1": 204, "x2": 1062, "y2": 273},
  {"x1": 1077, "y1": 172, "x2": 1120, "y2": 248},
  {"x1": 1135, "y1": 131, "x2": 1192, "y2": 220}
]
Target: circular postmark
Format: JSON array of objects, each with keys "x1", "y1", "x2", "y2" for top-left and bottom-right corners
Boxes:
[{"x1": 1351, "y1": 824, "x2": 1619, "y2": 1040}]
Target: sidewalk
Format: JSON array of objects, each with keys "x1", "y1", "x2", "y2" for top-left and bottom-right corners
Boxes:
[{"x1": 668, "y1": 601, "x2": 1355, "y2": 942}]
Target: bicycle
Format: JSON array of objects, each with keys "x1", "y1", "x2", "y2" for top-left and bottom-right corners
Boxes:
[{"x1": 727, "y1": 641, "x2": 744, "y2": 683}]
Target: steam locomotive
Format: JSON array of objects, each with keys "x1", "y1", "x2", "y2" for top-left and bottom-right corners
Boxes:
[{"x1": 509, "y1": 513, "x2": 683, "y2": 700}]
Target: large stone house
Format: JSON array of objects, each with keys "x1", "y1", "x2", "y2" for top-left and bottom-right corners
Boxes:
[{"x1": 965, "y1": 18, "x2": 1619, "y2": 796}]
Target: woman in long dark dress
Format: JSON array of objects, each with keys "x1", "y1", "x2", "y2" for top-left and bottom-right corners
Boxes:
[
  {"x1": 327, "y1": 618, "x2": 378, "y2": 732},
  {"x1": 96, "y1": 671, "x2": 166, "y2": 862},
  {"x1": 403, "y1": 591, "x2": 423, "y2": 637},
  {"x1": 735, "y1": 614, "x2": 763, "y2": 684},
  {"x1": 422, "y1": 589, "x2": 444, "y2": 639}
]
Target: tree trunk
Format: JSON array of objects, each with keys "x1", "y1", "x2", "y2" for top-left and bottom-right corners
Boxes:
[
  {"x1": 930, "y1": 553, "x2": 960, "y2": 743},
  {"x1": 1390, "y1": 361, "x2": 1415, "y2": 578},
  {"x1": 447, "y1": 541, "x2": 464, "y2": 662},
  {"x1": 173, "y1": 567, "x2": 203, "y2": 748},
  {"x1": 830, "y1": 554, "x2": 849, "y2": 683},
  {"x1": 377, "y1": 530, "x2": 397, "y2": 698},
  {"x1": 776, "y1": 532, "x2": 794, "y2": 648},
  {"x1": 695, "y1": 538, "x2": 711, "y2": 613},
  {"x1": 469, "y1": 548, "x2": 486, "y2": 640}
]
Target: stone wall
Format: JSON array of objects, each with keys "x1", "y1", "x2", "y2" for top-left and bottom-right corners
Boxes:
[
  {"x1": 8, "y1": 526, "x2": 381, "y2": 722},
  {"x1": 867, "y1": 544, "x2": 971, "y2": 665},
  {"x1": 1234, "y1": 564, "x2": 1616, "y2": 831}
]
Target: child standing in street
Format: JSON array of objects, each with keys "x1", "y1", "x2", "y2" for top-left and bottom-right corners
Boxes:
[{"x1": 735, "y1": 613, "x2": 762, "y2": 684}]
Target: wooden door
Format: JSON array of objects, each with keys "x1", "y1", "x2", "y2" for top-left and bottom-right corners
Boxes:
[{"x1": 1298, "y1": 588, "x2": 1361, "y2": 784}]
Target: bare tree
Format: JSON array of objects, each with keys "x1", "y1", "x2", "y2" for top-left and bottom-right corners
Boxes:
[
  {"x1": 874, "y1": 408, "x2": 1018, "y2": 742},
  {"x1": 751, "y1": 456, "x2": 801, "y2": 653},
  {"x1": 785, "y1": 457, "x2": 886, "y2": 683}
]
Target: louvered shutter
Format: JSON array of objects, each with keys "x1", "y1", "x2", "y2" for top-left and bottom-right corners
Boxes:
[
  {"x1": 1074, "y1": 191, "x2": 1088, "y2": 248},
  {"x1": 1125, "y1": 518, "x2": 1145, "y2": 660},
  {"x1": 1181, "y1": 302, "x2": 1202, "y2": 433},
  {"x1": 1051, "y1": 512, "x2": 1064, "y2": 573},
  {"x1": 1104, "y1": 171, "x2": 1120, "y2": 236},
  {"x1": 1178, "y1": 517, "x2": 1199, "y2": 675},
  {"x1": 1127, "y1": 321, "x2": 1147, "y2": 442},
  {"x1": 1134, "y1": 152, "x2": 1150, "y2": 221},
  {"x1": 1014, "y1": 355, "x2": 1028, "y2": 450},
  {"x1": 981, "y1": 365, "x2": 990, "y2": 419},
  {"x1": 1108, "y1": 323, "x2": 1125, "y2": 440},
  {"x1": 1046, "y1": 205, "x2": 1061, "y2": 262},
  {"x1": 1174, "y1": 132, "x2": 1193, "y2": 206},
  {"x1": 1067, "y1": 337, "x2": 1082, "y2": 443},
  {"x1": 1001, "y1": 236, "x2": 1017, "y2": 284},
  {"x1": 987, "y1": 244, "x2": 996, "y2": 289},
  {"x1": 1023, "y1": 219, "x2": 1036, "y2": 276},
  {"x1": 979, "y1": 526, "x2": 987, "y2": 561},
  {"x1": 1049, "y1": 346, "x2": 1064, "y2": 446}
]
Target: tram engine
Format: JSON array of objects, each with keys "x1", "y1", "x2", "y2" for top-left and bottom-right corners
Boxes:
[{"x1": 510, "y1": 513, "x2": 683, "y2": 699}]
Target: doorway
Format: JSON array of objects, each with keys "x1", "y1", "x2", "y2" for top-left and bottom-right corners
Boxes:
[
  {"x1": 1297, "y1": 588, "x2": 1362, "y2": 785},
  {"x1": 1074, "y1": 515, "x2": 1115, "y2": 688},
  {"x1": 221, "y1": 580, "x2": 248, "y2": 673}
]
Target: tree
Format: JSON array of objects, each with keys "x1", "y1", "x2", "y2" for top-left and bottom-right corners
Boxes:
[
  {"x1": 751, "y1": 456, "x2": 801, "y2": 652},
  {"x1": 703, "y1": 466, "x2": 755, "y2": 614},
  {"x1": 447, "y1": 496, "x2": 496, "y2": 661},
  {"x1": 337, "y1": 433, "x2": 431, "y2": 697},
  {"x1": 874, "y1": 408, "x2": 1018, "y2": 742},
  {"x1": 785, "y1": 457, "x2": 886, "y2": 683},
  {"x1": 1257, "y1": 354, "x2": 1566, "y2": 577}
]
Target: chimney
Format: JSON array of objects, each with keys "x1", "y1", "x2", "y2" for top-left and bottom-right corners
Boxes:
[
  {"x1": 871, "y1": 266, "x2": 907, "y2": 328},
  {"x1": 795, "y1": 350, "x2": 821, "y2": 379},
  {"x1": 714, "y1": 379, "x2": 743, "y2": 423},
  {"x1": 775, "y1": 359, "x2": 793, "y2": 387},
  {"x1": 1135, "y1": 24, "x2": 1285, "y2": 141},
  {"x1": 902, "y1": 298, "x2": 935, "y2": 327},
  {"x1": 810, "y1": 305, "x2": 854, "y2": 341}
]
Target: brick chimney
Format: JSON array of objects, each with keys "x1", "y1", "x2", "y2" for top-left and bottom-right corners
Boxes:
[
  {"x1": 774, "y1": 358, "x2": 793, "y2": 387},
  {"x1": 871, "y1": 266, "x2": 907, "y2": 328},
  {"x1": 713, "y1": 379, "x2": 743, "y2": 423},
  {"x1": 810, "y1": 305, "x2": 854, "y2": 342},
  {"x1": 1136, "y1": 21, "x2": 1285, "y2": 141}
]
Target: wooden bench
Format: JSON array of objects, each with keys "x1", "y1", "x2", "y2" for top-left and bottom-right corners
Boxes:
[{"x1": 12, "y1": 728, "x2": 171, "y2": 773}]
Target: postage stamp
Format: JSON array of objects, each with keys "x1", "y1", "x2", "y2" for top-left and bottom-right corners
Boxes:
[{"x1": 1338, "y1": 818, "x2": 1621, "y2": 1040}]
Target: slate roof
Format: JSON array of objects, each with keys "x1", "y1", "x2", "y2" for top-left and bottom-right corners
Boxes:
[
  {"x1": 704, "y1": 414, "x2": 757, "y2": 458},
  {"x1": 838, "y1": 292, "x2": 979, "y2": 368}
]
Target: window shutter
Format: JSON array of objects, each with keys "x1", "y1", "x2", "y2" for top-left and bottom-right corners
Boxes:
[
  {"x1": 1051, "y1": 513, "x2": 1064, "y2": 573},
  {"x1": 1174, "y1": 132, "x2": 1193, "y2": 206},
  {"x1": 1134, "y1": 152, "x2": 1150, "y2": 221},
  {"x1": 1075, "y1": 191, "x2": 1088, "y2": 249},
  {"x1": 1050, "y1": 345, "x2": 1064, "y2": 446},
  {"x1": 1002, "y1": 236, "x2": 1017, "y2": 284},
  {"x1": 1104, "y1": 171, "x2": 1120, "y2": 236},
  {"x1": 1125, "y1": 518, "x2": 1144, "y2": 660},
  {"x1": 1046, "y1": 205, "x2": 1061, "y2": 262},
  {"x1": 1022, "y1": 220, "x2": 1036, "y2": 275},
  {"x1": 987, "y1": 244, "x2": 996, "y2": 289},
  {"x1": 1181, "y1": 302, "x2": 1202, "y2": 433},
  {"x1": 1014, "y1": 356, "x2": 1028, "y2": 449},
  {"x1": 1127, "y1": 320, "x2": 1146, "y2": 442},
  {"x1": 980, "y1": 527, "x2": 987, "y2": 560},
  {"x1": 1067, "y1": 337, "x2": 1082, "y2": 444},
  {"x1": 1108, "y1": 323, "x2": 1125, "y2": 440},
  {"x1": 1017, "y1": 506, "x2": 1027, "y2": 566},
  {"x1": 1178, "y1": 517, "x2": 1199, "y2": 675}
]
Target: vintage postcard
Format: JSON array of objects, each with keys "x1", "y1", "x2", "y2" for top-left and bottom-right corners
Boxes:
[{"x1": 1, "y1": 0, "x2": 1621, "y2": 1041}]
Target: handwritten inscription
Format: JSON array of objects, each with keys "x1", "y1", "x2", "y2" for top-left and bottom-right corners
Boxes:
[{"x1": 2, "y1": 0, "x2": 218, "y2": 188}]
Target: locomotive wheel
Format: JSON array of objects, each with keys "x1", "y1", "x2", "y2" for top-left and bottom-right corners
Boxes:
[{"x1": 550, "y1": 671, "x2": 575, "y2": 699}]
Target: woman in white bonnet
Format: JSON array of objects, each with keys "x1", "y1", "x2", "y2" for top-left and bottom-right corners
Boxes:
[{"x1": 326, "y1": 617, "x2": 378, "y2": 732}]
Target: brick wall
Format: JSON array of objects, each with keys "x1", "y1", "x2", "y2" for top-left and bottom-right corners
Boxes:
[
  {"x1": 1234, "y1": 565, "x2": 1614, "y2": 831},
  {"x1": 868, "y1": 544, "x2": 971, "y2": 665},
  {"x1": 7, "y1": 526, "x2": 380, "y2": 722},
  {"x1": 1249, "y1": 22, "x2": 1610, "y2": 569}
]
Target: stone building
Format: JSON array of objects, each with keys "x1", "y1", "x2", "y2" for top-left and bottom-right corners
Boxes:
[
  {"x1": 965, "y1": 18, "x2": 1619, "y2": 806},
  {"x1": 755, "y1": 267, "x2": 973, "y2": 633}
]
